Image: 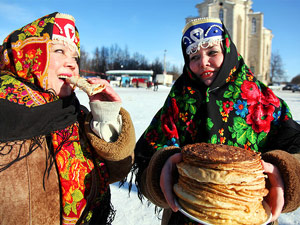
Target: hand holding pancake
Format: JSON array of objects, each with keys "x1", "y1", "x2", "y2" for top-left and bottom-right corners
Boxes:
[
  {"x1": 85, "y1": 77, "x2": 121, "y2": 102},
  {"x1": 261, "y1": 161, "x2": 284, "y2": 222},
  {"x1": 173, "y1": 143, "x2": 270, "y2": 225},
  {"x1": 160, "y1": 153, "x2": 183, "y2": 212},
  {"x1": 66, "y1": 76, "x2": 121, "y2": 102}
]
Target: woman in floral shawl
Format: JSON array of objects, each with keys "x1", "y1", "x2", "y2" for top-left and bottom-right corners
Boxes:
[
  {"x1": 0, "y1": 12, "x2": 135, "y2": 224},
  {"x1": 129, "y1": 18, "x2": 300, "y2": 224}
]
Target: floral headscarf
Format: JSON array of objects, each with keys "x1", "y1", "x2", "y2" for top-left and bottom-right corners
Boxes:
[
  {"x1": 140, "y1": 17, "x2": 297, "y2": 152},
  {"x1": 0, "y1": 12, "x2": 80, "y2": 106},
  {"x1": 133, "y1": 18, "x2": 300, "y2": 224},
  {"x1": 0, "y1": 13, "x2": 113, "y2": 224}
]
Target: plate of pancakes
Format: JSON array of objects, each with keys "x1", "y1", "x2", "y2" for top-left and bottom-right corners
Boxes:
[
  {"x1": 173, "y1": 143, "x2": 272, "y2": 225},
  {"x1": 175, "y1": 199, "x2": 271, "y2": 225}
]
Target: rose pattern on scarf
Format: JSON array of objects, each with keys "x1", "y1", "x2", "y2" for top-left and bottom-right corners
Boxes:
[
  {"x1": 143, "y1": 55, "x2": 294, "y2": 155},
  {"x1": 52, "y1": 123, "x2": 109, "y2": 223},
  {"x1": 225, "y1": 34, "x2": 230, "y2": 53},
  {"x1": 0, "y1": 13, "x2": 110, "y2": 224},
  {"x1": 134, "y1": 19, "x2": 299, "y2": 225},
  {"x1": 0, "y1": 74, "x2": 53, "y2": 106}
]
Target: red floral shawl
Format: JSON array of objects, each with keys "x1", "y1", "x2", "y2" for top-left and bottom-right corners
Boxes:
[
  {"x1": 0, "y1": 12, "x2": 112, "y2": 224},
  {"x1": 133, "y1": 22, "x2": 300, "y2": 224}
]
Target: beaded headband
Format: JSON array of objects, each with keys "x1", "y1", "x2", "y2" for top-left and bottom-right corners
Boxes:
[
  {"x1": 52, "y1": 13, "x2": 80, "y2": 55},
  {"x1": 182, "y1": 17, "x2": 224, "y2": 55}
]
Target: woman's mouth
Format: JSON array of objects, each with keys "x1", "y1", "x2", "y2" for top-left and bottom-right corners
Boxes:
[
  {"x1": 58, "y1": 74, "x2": 72, "y2": 82},
  {"x1": 200, "y1": 71, "x2": 214, "y2": 79}
]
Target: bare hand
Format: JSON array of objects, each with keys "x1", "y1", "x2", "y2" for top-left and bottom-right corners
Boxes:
[
  {"x1": 86, "y1": 77, "x2": 121, "y2": 102},
  {"x1": 160, "y1": 153, "x2": 183, "y2": 212},
  {"x1": 262, "y1": 160, "x2": 284, "y2": 222}
]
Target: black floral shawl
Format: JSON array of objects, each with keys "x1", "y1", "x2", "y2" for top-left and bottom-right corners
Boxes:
[{"x1": 132, "y1": 22, "x2": 300, "y2": 224}]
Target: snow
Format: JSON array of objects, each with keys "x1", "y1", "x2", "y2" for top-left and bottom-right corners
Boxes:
[{"x1": 76, "y1": 86, "x2": 300, "y2": 225}]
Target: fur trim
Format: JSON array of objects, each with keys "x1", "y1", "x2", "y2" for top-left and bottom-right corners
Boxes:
[
  {"x1": 142, "y1": 146, "x2": 181, "y2": 208},
  {"x1": 262, "y1": 151, "x2": 300, "y2": 212},
  {"x1": 55, "y1": 13, "x2": 75, "y2": 21},
  {"x1": 85, "y1": 107, "x2": 135, "y2": 183}
]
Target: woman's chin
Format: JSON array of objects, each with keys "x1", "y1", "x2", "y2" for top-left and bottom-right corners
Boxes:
[
  {"x1": 201, "y1": 78, "x2": 214, "y2": 86},
  {"x1": 201, "y1": 75, "x2": 217, "y2": 86},
  {"x1": 57, "y1": 86, "x2": 73, "y2": 98}
]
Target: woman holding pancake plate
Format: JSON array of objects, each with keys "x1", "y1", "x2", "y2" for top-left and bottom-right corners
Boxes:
[
  {"x1": 0, "y1": 12, "x2": 135, "y2": 224},
  {"x1": 127, "y1": 18, "x2": 300, "y2": 224}
]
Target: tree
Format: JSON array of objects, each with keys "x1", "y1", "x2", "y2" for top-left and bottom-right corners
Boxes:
[
  {"x1": 91, "y1": 47, "x2": 101, "y2": 72},
  {"x1": 83, "y1": 44, "x2": 182, "y2": 81},
  {"x1": 168, "y1": 64, "x2": 181, "y2": 81},
  {"x1": 270, "y1": 51, "x2": 286, "y2": 83},
  {"x1": 151, "y1": 57, "x2": 164, "y2": 81},
  {"x1": 79, "y1": 46, "x2": 91, "y2": 76},
  {"x1": 291, "y1": 74, "x2": 300, "y2": 84}
]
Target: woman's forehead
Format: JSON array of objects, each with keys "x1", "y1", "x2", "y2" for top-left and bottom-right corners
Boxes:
[{"x1": 50, "y1": 41, "x2": 79, "y2": 56}]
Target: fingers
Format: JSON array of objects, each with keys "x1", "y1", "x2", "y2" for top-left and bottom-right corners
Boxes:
[
  {"x1": 87, "y1": 78, "x2": 122, "y2": 102},
  {"x1": 87, "y1": 77, "x2": 110, "y2": 85},
  {"x1": 261, "y1": 160, "x2": 285, "y2": 222},
  {"x1": 160, "y1": 165, "x2": 178, "y2": 212},
  {"x1": 160, "y1": 153, "x2": 183, "y2": 212},
  {"x1": 262, "y1": 161, "x2": 284, "y2": 187}
]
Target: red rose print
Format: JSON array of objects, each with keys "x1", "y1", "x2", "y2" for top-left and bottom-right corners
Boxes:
[
  {"x1": 261, "y1": 87, "x2": 280, "y2": 107},
  {"x1": 225, "y1": 38, "x2": 230, "y2": 48},
  {"x1": 26, "y1": 49, "x2": 37, "y2": 59},
  {"x1": 38, "y1": 20, "x2": 45, "y2": 26},
  {"x1": 171, "y1": 98, "x2": 179, "y2": 123},
  {"x1": 25, "y1": 25, "x2": 37, "y2": 35},
  {"x1": 241, "y1": 80, "x2": 260, "y2": 105},
  {"x1": 246, "y1": 103, "x2": 275, "y2": 133},
  {"x1": 161, "y1": 113, "x2": 179, "y2": 139},
  {"x1": 223, "y1": 101, "x2": 234, "y2": 114},
  {"x1": 186, "y1": 120, "x2": 196, "y2": 135}
]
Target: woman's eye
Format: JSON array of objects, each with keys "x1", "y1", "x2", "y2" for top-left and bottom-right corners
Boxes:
[
  {"x1": 54, "y1": 49, "x2": 64, "y2": 54},
  {"x1": 73, "y1": 57, "x2": 79, "y2": 63},
  {"x1": 190, "y1": 55, "x2": 199, "y2": 61},
  {"x1": 208, "y1": 50, "x2": 219, "y2": 56}
]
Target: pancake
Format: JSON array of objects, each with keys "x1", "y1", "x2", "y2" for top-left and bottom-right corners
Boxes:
[
  {"x1": 173, "y1": 143, "x2": 268, "y2": 225},
  {"x1": 177, "y1": 162, "x2": 266, "y2": 184},
  {"x1": 65, "y1": 76, "x2": 106, "y2": 96},
  {"x1": 182, "y1": 143, "x2": 261, "y2": 164},
  {"x1": 178, "y1": 198, "x2": 267, "y2": 225}
]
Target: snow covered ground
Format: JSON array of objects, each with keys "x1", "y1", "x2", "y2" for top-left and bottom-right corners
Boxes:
[{"x1": 76, "y1": 86, "x2": 300, "y2": 225}]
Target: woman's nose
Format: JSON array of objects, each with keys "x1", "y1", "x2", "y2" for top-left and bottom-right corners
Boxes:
[
  {"x1": 64, "y1": 57, "x2": 77, "y2": 69},
  {"x1": 199, "y1": 55, "x2": 209, "y2": 68}
]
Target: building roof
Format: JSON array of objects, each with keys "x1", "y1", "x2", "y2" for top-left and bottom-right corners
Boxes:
[{"x1": 106, "y1": 70, "x2": 154, "y2": 75}]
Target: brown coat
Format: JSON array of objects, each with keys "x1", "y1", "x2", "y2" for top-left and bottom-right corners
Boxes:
[
  {"x1": 140, "y1": 146, "x2": 300, "y2": 225},
  {"x1": 0, "y1": 108, "x2": 135, "y2": 225}
]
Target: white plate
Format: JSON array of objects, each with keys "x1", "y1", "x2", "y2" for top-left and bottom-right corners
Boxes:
[{"x1": 175, "y1": 199, "x2": 272, "y2": 225}]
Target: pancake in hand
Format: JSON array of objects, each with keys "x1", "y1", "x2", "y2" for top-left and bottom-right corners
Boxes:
[
  {"x1": 173, "y1": 143, "x2": 269, "y2": 225},
  {"x1": 63, "y1": 76, "x2": 106, "y2": 96}
]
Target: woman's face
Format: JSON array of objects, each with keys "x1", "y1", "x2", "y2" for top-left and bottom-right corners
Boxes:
[
  {"x1": 189, "y1": 43, "x2": 224, "y2": 86},
  {"x1": 47, "y1": 42, "x2": 79, "y2": 98}
]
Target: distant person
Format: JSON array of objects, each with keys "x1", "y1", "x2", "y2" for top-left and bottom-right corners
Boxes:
[
  {"x1": 153, "y1": 80, "x2": 159, "y2": 91},
  {"x1": 126, "y1": 18, "x2": 300, "y2": 224},
  {"x1": 147, "y1": 81, "x2": 152, "y2": 90},
  {"x1": 136, "y1": 79, "x2": 139, "y2": 88},
  {"x1": 0, "y1": 12, "x2": 135, "y2": 224}
]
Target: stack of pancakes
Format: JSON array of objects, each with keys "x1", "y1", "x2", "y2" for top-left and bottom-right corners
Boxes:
[{"x1": 173, "y1": 143, "x2": 269, "y2": 225}]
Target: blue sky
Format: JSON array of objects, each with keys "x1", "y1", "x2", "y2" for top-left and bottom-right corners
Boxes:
[{"x1": 0, "y1": 0, "x2": 299, "y2": 81}]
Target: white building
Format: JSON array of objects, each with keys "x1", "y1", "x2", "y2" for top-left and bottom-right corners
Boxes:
[
  {"x1": 106, "y1": 70, "x2": 154, "y2": 87},
  {"x1": 156, "y1": 73, "x2": 173, "y2": 86}
]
